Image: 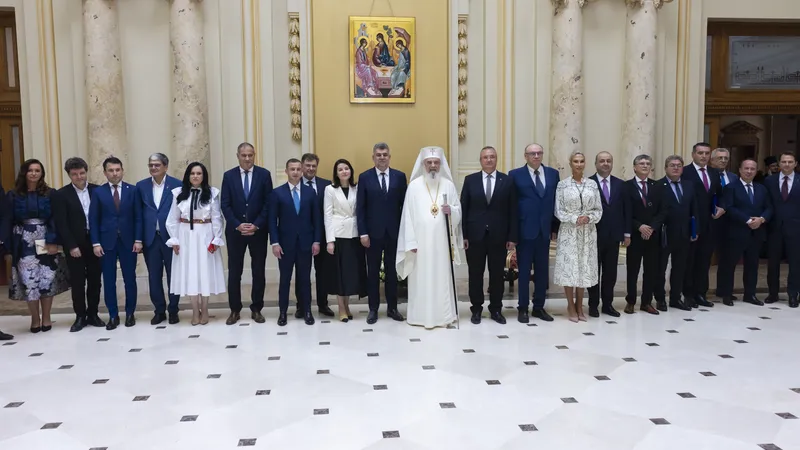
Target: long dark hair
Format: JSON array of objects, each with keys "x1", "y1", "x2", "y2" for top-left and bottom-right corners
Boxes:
[
  {"x1": 176, "y1": 162, "x2": 211, "y2": 205},
  {"x1": 15, "y1": 159, "x2": 50, "y2": 196},
  {"x1": 331, "y1": 159, "x2": 357, "y2": 188}
]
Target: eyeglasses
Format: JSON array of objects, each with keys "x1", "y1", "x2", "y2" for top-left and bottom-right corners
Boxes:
[
  {"x1": 525, "y1": 152, "x2": 543, "y2": 157},
  {"x1": 667, "y1": 164, "x2": 683, "y2": 169}
]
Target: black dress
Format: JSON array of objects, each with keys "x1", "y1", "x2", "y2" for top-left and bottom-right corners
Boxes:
[{"x1": 328, "y1": 188, "x2": 368, "y2": 297}]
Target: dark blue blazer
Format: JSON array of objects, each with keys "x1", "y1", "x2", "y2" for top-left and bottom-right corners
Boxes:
[
  {"x1": 589, "y1": 174, "x2": 631, "y2": 243},
  {"x1": 720, "y1": 171, "x2": 739, "y2": 188},
  {"x1": 269, "y1": 182, "x2": 321, "y2": 252},
  {"x1": 681, "y1": 164, "x2": 722, "y2": 233},
  {"x1": 721, "y1": 180, "x2": 772, "y2": 242},
  {"x1": 508, "y1": 164, "x2": 560, "y2": 241},
  {"x1": 356, "y1": 168, "x2": 407, "y2": 239},
  {"x1": 764, "y1": 173, "x2": 800, "y2": 236},
  {"x1": 307, "y1": 177, "x2": 331, "y2": 243},
  {"x1": 89, "y1": 182, "x2": 140, "y2": 251},
  {"x1": 220, "y1": 165, "x2": 273, "y2": 233},
  {"x1": 659, "y1": 177, "x2": 698, "y2": 243},
  {"x1": 135, "y1": 175, "x2": 182, "y2": 246}
]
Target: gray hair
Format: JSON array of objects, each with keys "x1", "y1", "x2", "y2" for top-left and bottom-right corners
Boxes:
[
  {"x1": 148, "y1": 153, "x2": 169, "y2": 166},
  {"x1": 664, "y1": 155, "x2": 684, "y2": 168},
  {"x1": 372, "y1": 142, "x2": 390, "y2": 153},
  {"x1": 237, "y1": 142, "x2": 254, "y2": 154},
  {"x1": 524, "y1": 143, "x2": 544, "y2": 154},
  {"x1": 633, "y1": 154, "x2": 652, "y2": 166},
  {"x1": 711, "y1": 147, "x2": 730, "y2": 158}
]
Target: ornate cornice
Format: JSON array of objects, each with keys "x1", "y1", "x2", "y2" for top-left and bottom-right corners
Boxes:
[{"x1": 625, "y1": 0, "x2": 673, "y2": 8}]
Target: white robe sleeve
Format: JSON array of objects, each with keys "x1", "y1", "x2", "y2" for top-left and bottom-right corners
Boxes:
[
  {"x1": 210, "y1": 187, "x2": 225, "y2": 246},
  {"x1": 395, "y1": 188, "x2": 417, "y2": 280},
  {"x1": 445, "y1": 182, "x2": 464, "y2": 266},
  {"x1": 324, "y1": 186, "x2": 336, "y2": 244},
  {"x1": 164, "y1": 188, "x2": 181, "y2": 247}
]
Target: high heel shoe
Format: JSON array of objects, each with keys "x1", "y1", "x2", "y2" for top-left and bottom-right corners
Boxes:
[
  {"x1": 41, "y1": 325, "x2": 52, "y2": 332},
  {"x1": 339, "y1": 312, "x2": 349, "y2": 323},
  {"x1": 200, "y1": 298, "x2": 209, "y2": 325},
  {"x1": 578, "y1": 312, "x2": 587, "y2": 322},
  {"x1": 30, "y1": 326, "x2": 41, "y2": 333},
  {"x1": 567, "y1": 306, "x2": 579, "y2": 323}
]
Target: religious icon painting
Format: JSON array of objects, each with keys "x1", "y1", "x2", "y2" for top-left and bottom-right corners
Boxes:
[{"x1": 349, "y1": 16, "x2": 415, "y2": 104}]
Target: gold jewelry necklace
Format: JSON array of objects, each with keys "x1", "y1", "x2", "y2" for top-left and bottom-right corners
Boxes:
[{"x1": 425, "y1": 180, "x2": 441, "y2": 217}]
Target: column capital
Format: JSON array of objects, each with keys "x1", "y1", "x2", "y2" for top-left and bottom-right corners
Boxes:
[
  {"x1": 625, "y1": 0, "x2": 673, "y2": 9},
  {"x1": 552, "y1": 0, "x2": 593, "y2": 11}
]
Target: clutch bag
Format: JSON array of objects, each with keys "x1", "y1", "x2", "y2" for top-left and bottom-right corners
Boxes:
[{"x1": 34, "y1": 239, "x2": 47, "y2": 255}]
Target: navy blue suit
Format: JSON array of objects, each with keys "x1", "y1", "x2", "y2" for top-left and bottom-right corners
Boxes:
[
  {"x1": 356, "y1": 167, "x2": 407, "y2": 312},
  {"x1": 296, "y1": 177, "x2": 332, "y2": 312},
  {"x1": 89, "y1": 182, "x2": 141, "y2": 319},
  {"x1": 658, "y1": 177, "x2": 698, "y2": 303},
  {"x1": 764, "y1": 173, "x2": 800, "y2": 298},
  {"x1": 681, "y1": 164, "x2": 723, "y2": 299},
  {"x1": 717, "y1": 180, "x2": 772, "y2": 297},
  {"x1": 220, "y1": 165, "x2": 273, "y2": 313},
  {"x1": 508, "y1": 164, "x2": 560, "y2": 310},
  {"x1": 269, "y1": 182, "x2": 321, "y2": 312},
  {"x1": 135, "y1": 176, "x2": 182, "y2": 316},
  {"x1": 588, "y1": 175, "x2": 631, "y2": 309}
]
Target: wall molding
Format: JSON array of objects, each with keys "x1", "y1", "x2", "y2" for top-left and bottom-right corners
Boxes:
[{"x1": 457, "y1": 15, "x2": 467, "y2": 140}]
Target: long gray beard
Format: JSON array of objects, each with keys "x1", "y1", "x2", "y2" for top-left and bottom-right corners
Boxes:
[{"x1": 424, "y1": 172, "x2": 439, "y2": 189}]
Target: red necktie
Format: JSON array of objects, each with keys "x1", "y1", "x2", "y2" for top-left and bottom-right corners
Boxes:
[
  {"x1": 782, "y1": 176, "x2": 790, "y2": 201},
  {"x1": 700, "y1": 167, "x2": 709, "y2": 192},
  {"x1": 113, "y1": 184, "x2": 120, "y2": 211},
  {"x1": 640, "y1": 181, "x2": 647, "y2": 206}
]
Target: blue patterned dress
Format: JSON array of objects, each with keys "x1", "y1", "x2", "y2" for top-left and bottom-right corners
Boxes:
[{"x1": 6, "y1": 191, "x2": 70, "y2": 301}]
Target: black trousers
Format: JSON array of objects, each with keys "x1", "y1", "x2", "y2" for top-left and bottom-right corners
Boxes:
[
  {"x1": 660, "y1": 238, "x2": 689, "y2": 303},
  {"x1": 588, "y1": 238, "x2": 620, "y2": 309},
  {"x1": 296, "y1": 252, "x2": 330, "y2": 311},
  {"x1": 366, "y1": 233, "x2": 398, "y2": 312},
  {"x1": 626, "y1": 234, "x2": 660, "y2": 306},
  {"x1": 466, "y1": 232, "x2": 506, "y2": 314},
  {"x1": 718, "y1": 236, "x2": 762, "y2": 297},
  {"x1": 684, "y1": 228, "x2": 715, "y2": 298},
  {"x1": 226, "y1": 230, "x2": 268, "y2": 313},
  {"x1": 65, "y1": 236, "x2": 102, "y2": 318},
  {"x1": 767, "y1": 230, "x2": 800, "y2": 297}
]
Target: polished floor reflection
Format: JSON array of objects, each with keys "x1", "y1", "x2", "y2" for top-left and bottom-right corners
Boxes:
[{"x1": 0, "y1": 299, "x2": 799, "y2": 450}]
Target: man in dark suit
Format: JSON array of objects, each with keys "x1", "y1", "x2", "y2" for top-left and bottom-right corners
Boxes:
[
  {"x1": 134, "y1": 153, "x2": 182, "y2": 325},
  {"x1": 680, "y1": 142, "x2": 723, "y2": 308},
  {"x1": 765, "y1": 152, "x2": 800, "y2": 308},
  {"x1": 270, "y1": 158, "x2": 321, "y2": 326},
  {"x1": 90, "y1": 157, "x2": 141, "y2": 330},
  {"x1": 588, "y1": 152, "x2": 630, "y2": 318},
  {"x1": 711, "y1": 147, "x2": 739, "y2": 301},
  {"x1": 509, "y1": 143, "x2": 560, "y2": 323},
  {"x1": 356, "y1": 142, "x2": 407, "y2": 324},
  {"x1": 461, "y1": 146, "x2": 518, "y2": 325},
  {"x1": 54, "y1": 158, "x2": 105, "y2": 332},
  {"x1": 717, "y1": 159, "x2": 772, "y2": 306},
  {"x1": 294, "y1": 153, "x2": 335, "y2": 318},
  {"x1": 0, "y1": 186, "x2": 13, "y2": 340},
  {"x1": 659, "y1": 155, "x2": 696, "y2": 311},
  {"x1": 220, "y1": 142, "x2": 273, "y2": 325},
  {"x1": 625, "y1": 155, "x2": 667, "y2": 314}
]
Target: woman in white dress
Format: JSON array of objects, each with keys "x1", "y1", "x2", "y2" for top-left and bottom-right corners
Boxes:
[
  {"x1": 165, "y1": 162, "x2": 226, "y2": 325},
  {"x1": 553, "y1": 151, "x2": 603, "y2": 323}
]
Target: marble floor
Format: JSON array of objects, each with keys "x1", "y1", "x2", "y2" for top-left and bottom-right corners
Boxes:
[{"x1": 0, "y1": 298, "x2": 799, "y2": 450}]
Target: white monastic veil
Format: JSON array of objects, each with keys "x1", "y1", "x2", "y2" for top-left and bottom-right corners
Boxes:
[{"x1": 396, "y1": 146, "x2": 464, "y2": 279}]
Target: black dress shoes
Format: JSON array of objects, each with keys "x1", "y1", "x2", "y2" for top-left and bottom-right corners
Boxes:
[
  {"x1": 150, "y1": 313, "x2": 167, "y2": 325},
  {"x1": 470, "y1": 311, "x2": 481, "y2": 324},
  {"x1": 0, "y1": 330, "x2": 13, "y2": 340},
  {"x1": 743, "y1": 295, "x2": 764, "y2": 306},
  {"x1": 517, "y1": 309, "x2": 529, "y2": 323},
  {"x1": 602, "y1": 306, "x2": 621, "y2": 318},
  {"x1": 366, "y1": 310, "x2": 378, "y2": 324},
  {"x1": 764, "y1": 295, "x2": 779, "y2": 304},
  {"x1": 588, "y1": 307, "x2": 600, "y2": 318},
  {"x1": 318, "y1": 305, "x2": 335, "y2": 317},
  {"x1": 106, "y1": 316, "x2": 120, "y2": 330},
  {"x1": 86, "y1": 315, "x2": 106, "y2": 327},
  {"x1": 294, "y1": 309, "x2": 304, "y2": 319},
  {"x1": 168, "y1": 313, "x2": 180, "y2": 324},
  {"x1": 731, "y1": 295, "x2": 738, "y2": 301},
  {"x1": 225, "y1": 312, "x2": 240, "y2": 325},
  {"x1": 252, "y1": 311, "x2": 266, "y2": 324},
  {"x1": 490, "y1": 312, "x2": 506, "y2": 324},
  {"x1": 722, "y1": 297, "x2": 734, "y2": 306},
  {"x1": 669, "y1": 300, "x2": 691, "y2": 311},
  {"x1": 304, "y1": 312, "x2": 315, "y2": 325},
  {"x1": 656, "y1": 301, "x2": 668, "y2": 312},
  {"x1": 387, "y1": 309, "x2": 405, "y2": 321},
  {"x1": 125, "y1": 315, "x2": 136, "y2": 327},
  {"x1": 532, "y1": 308, "x2": 553, "y2": 322},
  {"x1": 789, "y1": 294, "x2": 799, "y2": 308},
  {"x1": 277, "y1": 311, "x2": 288, "y2": 326},
  {"x1": 694, "y1": 295, "x2": 714, "y2": 308},
  {"x1": 70, "y1": 317, "x2": 86, "y2": 333}
]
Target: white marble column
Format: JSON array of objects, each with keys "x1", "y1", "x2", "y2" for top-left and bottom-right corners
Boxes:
[
  {"x1": 549, "y1": 0, "x2": 587, "y2": 175},
  {"x1": 84, "y1": 0, "x2": 128, "y2": 183},
  {"x1": 169, "y1": 0, "x2": 210, "y2": 177},
  {"x1": 621, "y1": 0, "x2": 671, "y2": 177}
]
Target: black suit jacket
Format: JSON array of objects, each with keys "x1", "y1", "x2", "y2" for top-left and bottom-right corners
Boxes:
[
  {"x1": 54, "y1": 183, "x2": 99, "y2": 251},
  {"x1": 220, "y1": 165, "x2": 273, "y2": 234},
  {"x1": 590, "y1": 174, "x2": 631, "y2": 243},
  {"x1": 460, "y1": 171, "x2": 518, "y2": 245},
  {"x1": 722, "y1": 181, "x2": 772, "y2": 242},
  {"x1": 681, "y1": 164, "x2": 722, "y2": 233},
  {"x1": 764, "y1": 173, "x2": 800, "y2": 236},
  {"x1": 356, "y1": 168, "x2": 407, "y2": 240},
  {"x1": 626, "y1": 178, "x2": 667, "y2": 238},
  {"x1": 305, "y1": 177, "x2": 331, "y2": 246},
  {"x1": 659, "y1": 177, "x2": 699, "y2": 244}
]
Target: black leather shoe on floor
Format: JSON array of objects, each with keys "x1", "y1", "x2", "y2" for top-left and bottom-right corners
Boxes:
[
  {"x1": 764, "y1": 295, "x2": 779, "y2": 304},
  {"x1": 532, "y1": 308, "x2": 553, "y2": 322},
  {"x1": 318, "y1": 305, "x2": 335, "y2": 317},
  {"x1": 70, "y1": 317, "x2": 86, "y2": 333},
  {"x1": 106, "y1": 316, "x2": 120, "y2": 331},
  {"x1": 366, "y1": 310, "x2": 378, "y2": 324},
  {"x1": 252, "y1": 311, "x2": 266, "y2": 324},
  {"x1": 517, "y1": 309, "x2": 529, "y2": 323},
  {"x1": 304, "y1": 312, "x2": 315, "y2": 325},
  {"x1": 656, "y1": 301, "x2": 668, "y2": 312},
  {"x1": 723, "y1": 297, "x2": 734, "y2": 306},
  {"x1": 387, "y1": 309, "x2": 405, "y2": 321},
  {"x1": 86, "y1": 315, "x2": 106, "y2": 327},
  {"x1": 470, "y1": 312, "x2": 481, "y2": 324},
  {"x1": 602, "y1": 306, "x2": 621, "y2": 317},
  {"x1": 588, "y1": 307, "x2": 600, "y2": 318},
  {"x1": 225, "y1": 312, "x2": 240, "y2": 325},
  {"x1": 743, "y1": 296, "x2": 764, "y2": 306},
  {"x1": 490, "y1": 312, "x2": 507, "y2": 324},
  {"x1": 150, "y1": 313, "x2": 166, "y2": 325},
  {"x1": 0, "y1": 330, "x2": 13, "y2": 340},
  {"x1": 294, "y1": 309, "x2": 304, "y2": 319},
  {"x1": 168, "y1": 313, "x2": 180, "y2": 324},
  {"x1": 694, "y1": 295, "x2": 714, "y2": 307},
  {"x1": 731, "y1": 295, "x2": 739, "y2": 301},
  {"x1": 669, "y1": 300, "x2": 691, "y2": 311},
  {"x1": 277, "y1": 311, "x2": 288, "y2": 326},
  {"x1": 789, "y1": 294, "x2": 799, "y2": 308},
  {"x1": 125, "y1": 315, "x2": 136, "y2": 327}
]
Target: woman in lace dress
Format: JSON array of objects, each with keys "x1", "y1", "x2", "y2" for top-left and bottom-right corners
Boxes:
[
  {"x1": 553, "y1": 151, "x2": 603, "y2": 322},
  {"x1": 165, "y1": 162, "x2": 226, "y2": 325}
]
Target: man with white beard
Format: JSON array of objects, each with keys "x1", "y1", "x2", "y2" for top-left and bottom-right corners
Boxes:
[{"x1": 396, "y1": 147, "x2": 464, "y2": 328}]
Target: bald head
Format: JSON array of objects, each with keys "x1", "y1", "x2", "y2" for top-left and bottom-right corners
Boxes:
[{"x1": 595, "y1": 151, "x2": 613, "y2": 177}]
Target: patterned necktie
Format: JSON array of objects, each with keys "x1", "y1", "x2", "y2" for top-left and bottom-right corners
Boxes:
[
  {"x1": 601, "y1": 179, "x2": 610, "y2": 204},
  {"x1": 113, "y1": 184, "x2": 120, "y2": 211},
  {"x1": 243, "y1": 170, "x2": 250, "y2": 199},
  {"x1": 782, "y1": 176, "x2": 789, "y2": 201},
  {"x1": 672, "y1": 181, "x2": 683, "y2": 204},
  {"x1": 746, "y1": 183, "x2": 754, "y2": 204},
  {"x1": 534, "y1": 170, "x2": 544, "y2": 196},
  {"x1": 485, "y1": 174, "x2": 493, "y2": 204},
  {"x1": 700, "y1": 167, "x2": 710, "y2": 192},
  {"x1": 292, "y1": 186, "x2": 300, "y2": 214},
  {"x1": 639, "y1": 180, "x2": 647, "y2": 206},
  {"x1": 380, "y1": 172, "x2": 387, "y2": 194}
]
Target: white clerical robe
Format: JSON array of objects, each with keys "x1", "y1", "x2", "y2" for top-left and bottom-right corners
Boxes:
[{"x1": 396, "y1": 177, "x2": 463, "y2": 329}]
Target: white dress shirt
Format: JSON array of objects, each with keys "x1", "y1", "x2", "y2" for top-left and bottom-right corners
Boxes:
[
  {"x1": 483, "y1": 170, "x2": 496, "y2": 198},
  {"x1": 152, "y1": 177, "x2": 166, "y2": 231},
  {"x1": 596, "y1": 174, "x2": 611, "y2": 197},
  {"x1": 635, "y1": 176, "x2": 649, "y2": 202},
  {"x1": 239, "y1": 166, "x2": 252, "y2": 190},
  {"x1": 73, "y1": 183, "x2": 91, "y2": 229},
  {"x1": 375, "y1": 167, "x2": 390, "y2": 189},
  {"x1": 527, "y1": 165, "x2": 546, "y2": 189}
]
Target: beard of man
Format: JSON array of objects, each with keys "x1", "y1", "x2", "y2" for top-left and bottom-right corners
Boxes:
[{"x1": 424, "y1": 165, "x2": 439, "y2": 190}]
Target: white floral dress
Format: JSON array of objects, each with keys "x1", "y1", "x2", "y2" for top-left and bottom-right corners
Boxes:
[{"x1": 553, "y1": 178, "x2": 603, "y2": 288}]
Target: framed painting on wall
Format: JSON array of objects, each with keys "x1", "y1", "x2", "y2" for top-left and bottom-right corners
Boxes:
[{"x1": 349, "y1": 16, "x2": 415, "y2": 104}]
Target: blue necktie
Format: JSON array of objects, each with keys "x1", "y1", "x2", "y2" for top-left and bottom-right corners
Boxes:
[
  {"x1": 293, "y1": 186, "x2": 300, "y2": 214},
  {"x1": 243, "y1": 170, "x2": 250, "y2": 199},
  {"x1": 672, "y1": 181, "x2": 683, "y2": 204},
  {"x1": 720, "y1": 173, "x2": 727, "y2": 188},
  {"x1": 746, "y1": 183, "x2": 754, "y2": 203},
  {"x1": 534, "y1": 170, "x2": 544, "y2": 197},
  {"x1": 380, "y1": 172, "x2": 387, "y2": 194}
]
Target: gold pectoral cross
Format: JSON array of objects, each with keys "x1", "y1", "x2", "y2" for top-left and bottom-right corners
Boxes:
[{"x1": 430, "y1": 203, "x2": 439, "y2": 217}]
